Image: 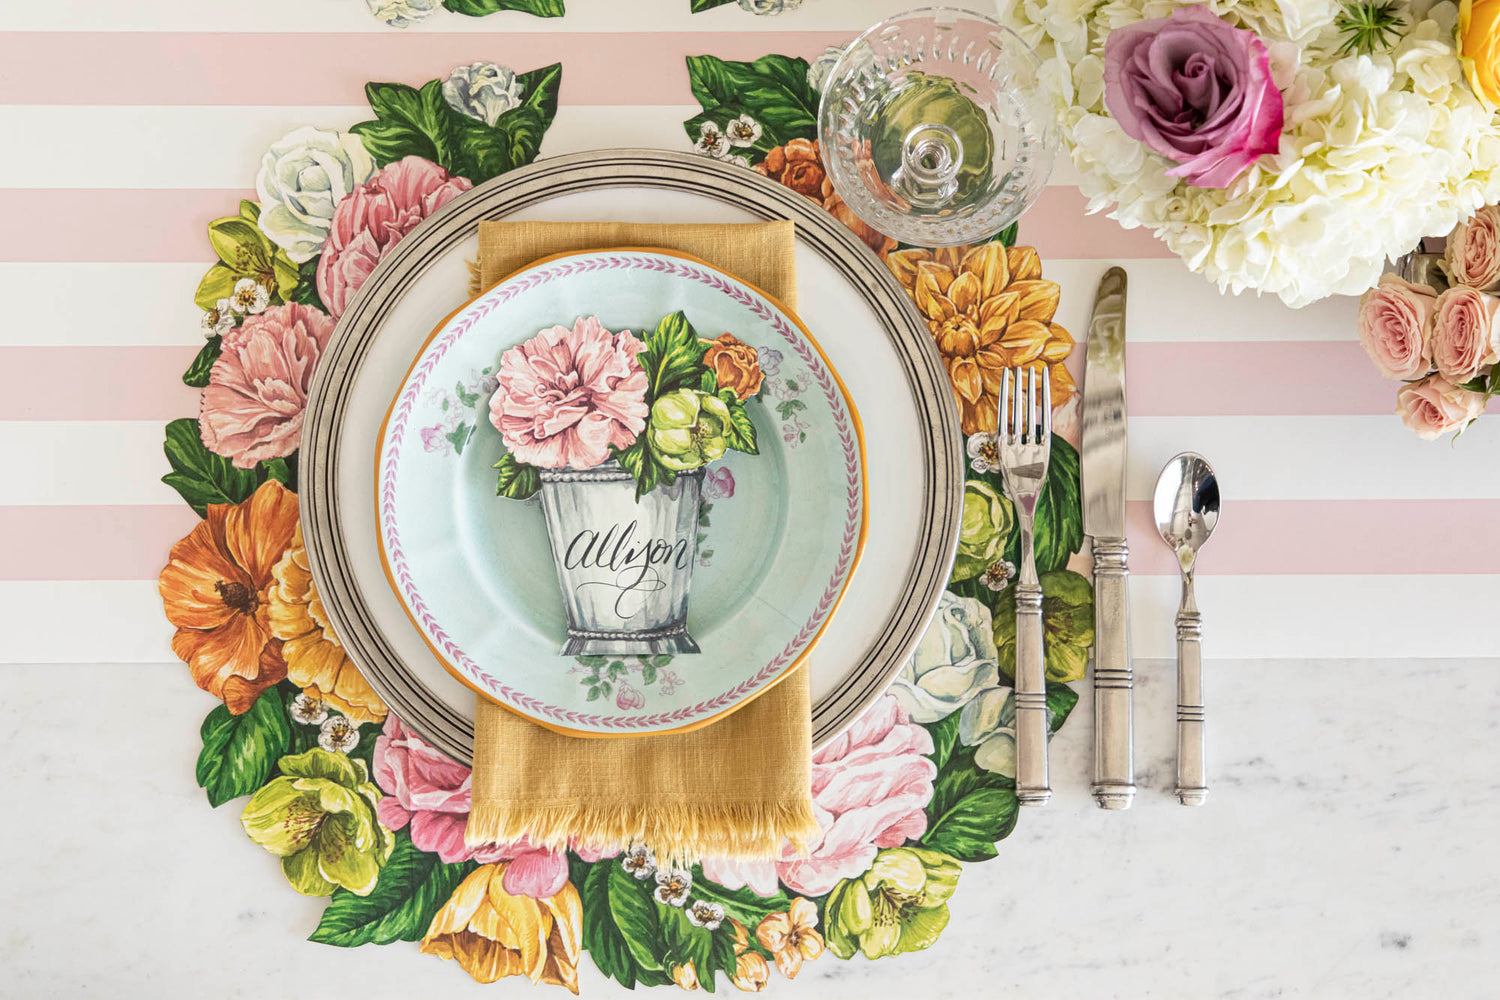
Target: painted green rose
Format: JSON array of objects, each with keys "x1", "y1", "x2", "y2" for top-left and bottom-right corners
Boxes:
[
  {"x1": 993, "y1": 569, "x2": 1095, "y2": 683},
  {"x1": 824, "y1": 847, "x2": 961, "y2": 960},
  {"x1": 240, "y1": 748, "x2": 393, "y2": 897},
  {"x1": 951, "y1": 480, "x2": 1015, "y2": 583},
  {"x1": 648, "y1": 388, "x2": 732, "y2": 472}
]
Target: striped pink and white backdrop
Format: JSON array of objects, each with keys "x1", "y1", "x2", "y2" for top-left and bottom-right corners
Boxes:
[{"x1": 3, "y1": 0, "x2": 1495, "y2": 665}]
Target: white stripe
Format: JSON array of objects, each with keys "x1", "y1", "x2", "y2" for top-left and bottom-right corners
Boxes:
[
  {"x1": 4, "y1": 105, "x2": 702, "y2": 189},
  {"x1": 0, "y1": 422, "x2": 179, "y2": 505},
  {"x1": 1, "y1": 264, "x2": 209, "y2": 346},
  {"x1": 1046, "y1": 259, "x2": 1358, "y2": 342},
  {"x1": 3, "y1": 575, "x2": 1495, "y2": 663},
  {"x1": 0, "y1": 0, "x2": 905, "y2": 33}
]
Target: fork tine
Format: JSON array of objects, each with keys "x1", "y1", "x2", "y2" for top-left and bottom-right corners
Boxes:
[
  {"x1": 999, "y1": 367, "x2": 1012, "y2": 440},
  {"x1": 1025, "y1": 365, "x2": 1038, "y2": 445},
  {"x1": 1040, "y1": 367, "x2": 1052, "y2": 439},
  {"x1": 1010, "y1": 366, "x2": 1023, "y2": 443}
]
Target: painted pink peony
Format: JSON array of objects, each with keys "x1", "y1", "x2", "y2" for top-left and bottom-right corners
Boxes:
[
  {"x1": 1430, "y1": 285, "x2": 1500, "y2": 383},
  {"x1": 316, "y1": 156, "x2": 473, "y2": 318},
  {"x1": 199, "y1": 302, "x2": 334, "y2": 468},
  {"x1": 1446, "y1": 206, "x2": 1500, "y2": 291},
  {"x1": 701, "y1": 695, "x2": 936, "y2": 898},
  {"x1": 1395, "y1": 374, "x2": 1487, "y2": 440},
  {"x1": 1358, "y1": 273, "x2": 1437, "y2": 381},
  {"x1": 1104, "y1": 6, "x2": 1283, "y2": 188},
  {"x1": 489, "y1": 316, "x2": 649, "y2": 470},
  {"x1": 372, "y1": 716, "x2": 614, "y2": 897}
]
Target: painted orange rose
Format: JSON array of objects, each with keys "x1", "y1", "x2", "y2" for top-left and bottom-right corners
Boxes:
[
  {"x1": 702, "y1": 333, "x2": 764, "y2": 400},
  {"x1": 887, "y1": 243, "x2": 1075, "y2": 435},
  {"x1": 268, "y1": 524, "x2": 388, "y2": 724},
  {"x1": 158, "y1": 480, "x2": 299, "y2": 713},
  {"x1": 754, "y1": 138, "x2": 897, "y2": 259}
]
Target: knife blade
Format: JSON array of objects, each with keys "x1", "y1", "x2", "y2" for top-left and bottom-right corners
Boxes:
[{"x1": 1081, "y1": 266, "x2": 1135, "y2": 810}]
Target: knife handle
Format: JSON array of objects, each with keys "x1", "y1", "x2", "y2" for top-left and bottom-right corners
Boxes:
[
  {"x1": 1013, "y1": 581, "x2": 1051, "y2": 807},
  {"x1": 1090, "y1": 538, "x2": 1135, "y2": 810},
  {"x1": 1175, "y1": 606, "x2": 1207, "y2": 806}
]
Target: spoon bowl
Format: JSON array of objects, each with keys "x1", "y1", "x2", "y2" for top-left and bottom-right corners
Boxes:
[{"x1": 1153, "y1": 452, "x2": 1220, "y2": 562}]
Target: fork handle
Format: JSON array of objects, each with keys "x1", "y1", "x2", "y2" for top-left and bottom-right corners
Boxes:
[
  {"x1": 1175, "y1": 607, "x2": 1207, "y2": 806},
  {"x1": 1013, "y1": 581, "x2": 1051, "y2": 806}
]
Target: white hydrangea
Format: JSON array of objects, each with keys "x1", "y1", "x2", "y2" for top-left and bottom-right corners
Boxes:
[{"x1": 994, "y1": 0, "x2": 1500, "y2": 306}]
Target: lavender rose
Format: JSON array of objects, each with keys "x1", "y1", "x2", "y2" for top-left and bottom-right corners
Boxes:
[
  {"x1": 1358, "y1": 273, "x2": 1437, "y2": 381},
  {"x1": 1431, "y1": 285, "x2": 1500, "y2": 383},
  {"x1": 1445, "y1": 206, "x2": 1500, "y2": 291},
  {"x1": 1103, "y1": 6, "x2": 1284, "y2": 189}
]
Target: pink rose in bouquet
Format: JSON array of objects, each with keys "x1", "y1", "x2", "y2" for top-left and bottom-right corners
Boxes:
[
  {"x1": 1445, "y1": 206, "x2": 1500, "y2": 291},
  {"x1": 1358, "y1": 274, "x2": 1437, "y2": 381},
  {"x1": 1104, "y1": 6, "x2": 1283, "y2": 188},
  {"x1": 702, "y1": 695, "x2": 936, "y2": 897},
  {"x1": 372, "y1": 716, "x2": 613, "y2": 897},
  {"x1": 1430, "y1": 285, "x2": 1500, "y2": 383},
  {"x1": 1395, "y1": 374, "x2": 1487, "y2": 440},
  {"x1": 489, "y1": 315, "x2": 649, "y2": 470},
  {"x1": 199, "y1": 302, "x2": 334, "y2": 468},
  {"x1": 316, "y1": 156, "x2": 473, "y2": 318}
]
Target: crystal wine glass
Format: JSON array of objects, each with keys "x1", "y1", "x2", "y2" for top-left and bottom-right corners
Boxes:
[{"x1": 817, "y1": 7, "x2": 1057, "y2": 248}]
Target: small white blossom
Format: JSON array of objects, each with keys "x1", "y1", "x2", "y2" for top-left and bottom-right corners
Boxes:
[
  {"x1": 442, "y1": 62, "x2": 525, "y2": 127},
  {"x1": 694, "y1": 121, "x2": 730, "y2": 159},
  {"x1": 966, "y1": 432, "x2": 1001, "y2": 474},
  {"x1": 290, "y1": 693, "x2": 328, "y2": 726},
  {"x1": 318, "y1": 715, "x2": 360, "y2": 754},
  {"x1": 365, "y1": 0, "x2": 439, "y2": 28},
  {"x1": 621, "y1": 845, "x2": 657, "y2": 880},
  {"x1": 686, "y1": 900, "x2": 725, "y2": 930},
  {"x1": 979, "y1": 560, "x2": 1017, "y2": 593},
  {"x1": 653, "y1": 868, "x2": 693, "y2": 907},
  {"x1": 725, "y1": 114, "x2": 763, "y2": 148},
  {"x1": 229, "y1": 278, "x2": 270, "y2": 315},
  {"x1": 200, "y1": 300, "x2": 234, "y2": 339}
]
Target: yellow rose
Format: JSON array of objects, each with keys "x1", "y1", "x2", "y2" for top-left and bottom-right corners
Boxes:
[{"x1": 1461, "y1": 0, "x2": 1500, "y2": 108}]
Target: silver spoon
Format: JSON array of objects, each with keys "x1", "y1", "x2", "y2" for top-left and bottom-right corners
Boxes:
[{"x1": 1153, "y1": 453, "x2": 1219, "y2": 806}]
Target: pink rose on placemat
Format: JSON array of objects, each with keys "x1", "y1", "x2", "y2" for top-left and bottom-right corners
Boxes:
[
  {"x1": 1395, "y1": 374, "x2": 1487, "y2": 440},
  {"x1": 1104, "y1": 6, "x2": 1283, "y2": 188},
  {"x1": 373, "y1": 716, "x2": 613, "y2": 897},
  {"x1": 489, "y1": 316, "x2": 649, "y2": 469},
  {"x1": 1446, "y1": 206, "x2": 1500, "y2": 291},
  {"x1": 1358, "y1": 274, "x2": 1437, "y2": 381},
  {"x1": 198, "y1": 302, "x2": 333, "y2": 468},
  {"x1": 705, "y1": 695, "x2": 936, "y2": 897},
  {"x1": 1431, "y1": 286, "x2": 1500, "y2": 382},
  {"x1": 316, "y1": 155, "x2": 472, "y2": 318}
]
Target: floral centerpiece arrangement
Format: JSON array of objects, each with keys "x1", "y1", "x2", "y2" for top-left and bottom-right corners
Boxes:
[{"x1": 996, "y1": 0, "x2": 1500, "y2": 307}]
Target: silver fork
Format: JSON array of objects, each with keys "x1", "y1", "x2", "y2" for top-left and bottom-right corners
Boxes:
[{"x1": 998, "y1": 365, "x2": 1052, "y2": 806}]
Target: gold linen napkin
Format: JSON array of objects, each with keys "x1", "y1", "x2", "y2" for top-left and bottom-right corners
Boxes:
[{"x1": 465, "y1": 220, "x2": 818, "y2": 863}]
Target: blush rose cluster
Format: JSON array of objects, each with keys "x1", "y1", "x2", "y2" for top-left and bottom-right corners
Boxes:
[{"x1": 1358, "y1": 205, "x2": 1500, "y2": 440}]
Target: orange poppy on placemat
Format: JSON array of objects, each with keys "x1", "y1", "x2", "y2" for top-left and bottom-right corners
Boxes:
[{"x1": 158, "y1": 480, "x2": 298, "y2": 713}]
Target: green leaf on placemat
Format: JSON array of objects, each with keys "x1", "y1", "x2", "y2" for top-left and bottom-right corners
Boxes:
[
  {"x1": 182, "y1": 337, "x2": 222, "y2": 388},
  {"x1": 923, "y1": 710, "x2": 963, "y2": 772},
  {"x1": 443, "y1": 0, "x2": 564, "y2": 14},
  {"x1": 993, "y1": 570, "x2": 1094, "y2": 684},
  {"x1": 1046, "y1": 680, "x2": 1079, "y2": 733},
  {"x1": 196, "y1": 687, "x2": 290, "y2": 808},
  {"x1": 163, "y1": 418, "x2": 263, "y2": 515},
  {"x1": 996, "y1": 222, "x2": 1019, "y2": 248},
  {"x1": 687, "y1": 867, "x2": 791, "y2": 927},
  {"x1": 579, "y1": 861, "x2": 674, "y2": 989},
  {"x1": 290, "y1": 257, "x2": 327, "y2": 313},
  {"x1": 353, "y1": 81, "x2": 450, "y2": 167},
  {"x1": 920, "y1": 741, "x2": 1019, "y2": 862},
  {"x1": 683, "y1": 55, "x2": 818, "y2": 156},
  {"x1": 262, "y1": 453, "x2": 298, "y2": 492},
  {"x1": 494, "y1": 453, "x2": 541, "y2": 500},
  {"x1": 309, "y1": 832, "x2": 475, "y2": 947},
  {"x1": 690, "y1": 0, "x2": 736, "y2": 9},
  {"x1": 1002, "y1": 433, "x2": 1084, "y2": 574},
  {"x1": 661, "y1": 906, "x2": 716, "y2": 991}
]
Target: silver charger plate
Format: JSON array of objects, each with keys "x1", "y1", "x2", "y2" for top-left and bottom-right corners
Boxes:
[{"x1": 300, "y1": 148, "x2": 962, "y2": 761}]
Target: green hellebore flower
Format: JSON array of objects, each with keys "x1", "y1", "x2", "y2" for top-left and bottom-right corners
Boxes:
[
  {"x1": 824, "y1": 847, "x2": 962, "y2": 960},
  {"x1": 993, "y1": 569, "x2": 1095, "y2": 683},
  {"x1": 240, "y1": 748, "x2": 393, "y2": 897},
  {"x1": 951, "y1": 480, "x2": 1015, "y2": 583},
  {"x1": 648, "y1": 388, "x2": 732, "y2": 472}
]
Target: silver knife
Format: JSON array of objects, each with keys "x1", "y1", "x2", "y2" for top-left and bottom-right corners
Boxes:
[{"x1": 1081, "y1": 267, "x2": 1136, "y2": 810}]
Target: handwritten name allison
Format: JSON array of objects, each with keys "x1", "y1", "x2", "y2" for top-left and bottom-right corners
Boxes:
[{"x1": 564, "y1": 520, "x2": 693, "y2": 618}]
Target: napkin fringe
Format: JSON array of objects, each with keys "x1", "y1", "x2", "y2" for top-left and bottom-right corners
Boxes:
[
  {"x1": 465, "y1": 799, "x2": 819, "y2": 867},
  {"x1": 467, "y1": 258, "x2": 482, "y2": 298}
]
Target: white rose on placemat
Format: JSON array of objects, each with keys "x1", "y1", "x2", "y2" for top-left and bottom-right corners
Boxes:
[
  {"x1": 737, "y1": 0, "x2": 803, "y2": 12},
  {"x1": 957, "y1": 686, "x2": 1017, "y2": 779},
  {"x1": 1445, "y1": 206, "x2": 1500, "y2": 291},
  {"x1": 365, "y1": 0, "x2": 439, "y2": 27},
  {"x1": 1395, "y1": 374, "x2": 1487, "y2": 440},
  {"x1": 890, "y1": 592, "x2": 1000, "y2": 724},
  {"x1": 254, "y1": 126, "x2": 375, "y2": 263},
  {"x1": 1357, "y1": 274, "x2": 1437, "y2": 381},
  {"x1": 442, "y1": 62, "x2": 526, "y2": 127},
  {"x1": 1431, "y1": 286, "x2": 1500, "y2": 382}
]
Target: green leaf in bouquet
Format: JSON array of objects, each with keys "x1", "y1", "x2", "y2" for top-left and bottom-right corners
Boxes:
[
  {"x1": 493, "y1": 452, "x2": 541, "y2": 499},
  {"x1": 920, "y1": 743, "x2": 1018, "y2": 862},
  {"x1": 182, "y1": 337, "x2": 222, "y2": 388},
  {"x1": 616, "y1": 438, "x2": 676, "y2": 501},
  {"x1": 1001, "y1": 433, "x2": 1083, "y2": 574},
  {"x1": 641, "y1": 311, "x2": 707, "y2": 400},
  {"x1": 442, "y1": 0, "x2": 565, "y2": 14},
  {"x1": 722, "y1": 399, "x2": 758, "y2": 455},
  {"x1": 162, "y1": 417, "x2": 263, "y2": 515},
  {"x1": 196, "y1": 687, "x2": 290, "y2": 808},
  {"x1": 309, "y1": 832, "x2": 475, "y2": 947},
  {"x1": 352, "y1": 80, "x2": 449, "y2": 168}
]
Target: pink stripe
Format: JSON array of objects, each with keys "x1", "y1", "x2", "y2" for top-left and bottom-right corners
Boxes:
[
  {"x1": 0, "y1": 347, "x2": 200, "y2": 420},
  {"x1": 0, "y1": 31, "x2": 853, "y2": 106},
  {"x1": 0, "y1": 506, "x2": 200, "y2": 581},
  {"x1": 6, "y1": 500, "x2": 1497, "y2": 580},
  {"x1": 4, "y1": 341, "x2": 1402, "y2": 420},
  {"x1": 0, "y1": 185, "x2": 1168, "y2": 263}
]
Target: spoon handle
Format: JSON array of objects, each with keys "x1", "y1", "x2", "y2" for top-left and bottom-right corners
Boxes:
[{"x1": 1175, "y1": 605, "x2": 1207, "y2": 805}]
